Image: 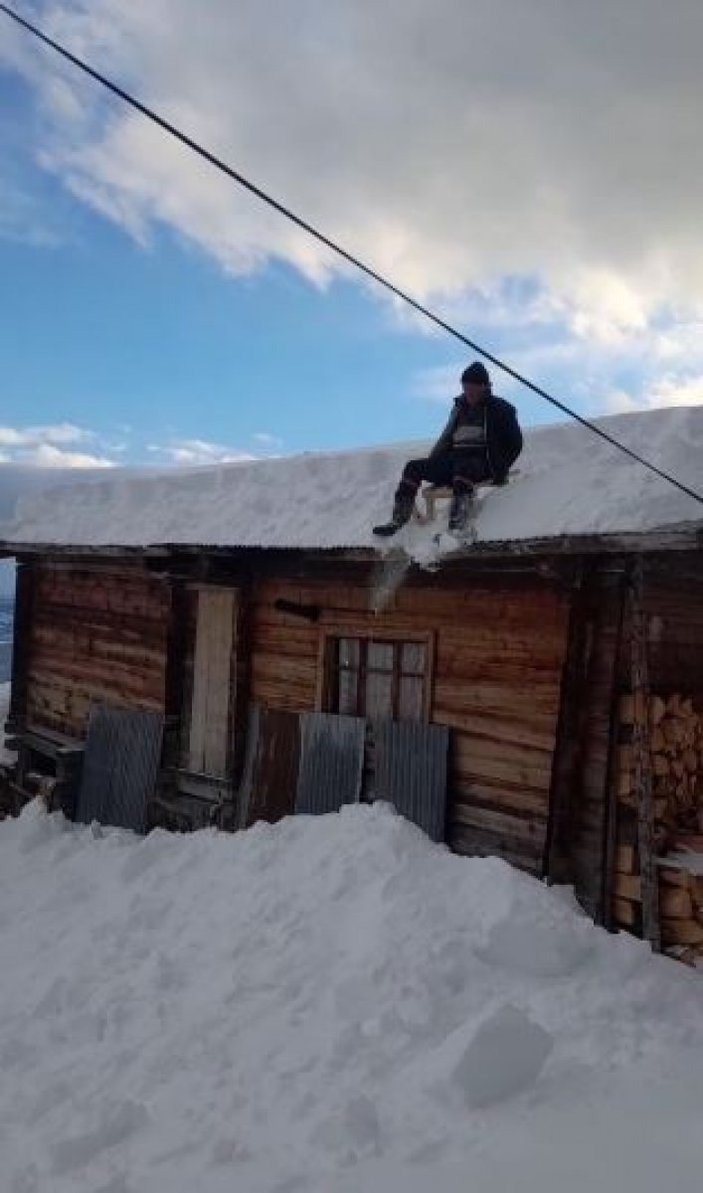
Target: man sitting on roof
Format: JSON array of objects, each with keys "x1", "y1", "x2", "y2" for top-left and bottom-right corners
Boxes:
[{"x1": 373, "y1": 361, "x2": 523, "y2": 536}]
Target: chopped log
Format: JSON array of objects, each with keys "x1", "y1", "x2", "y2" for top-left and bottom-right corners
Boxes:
[
  {"x1": 615, "y1": 844, "x2": 635, "y2": 874},
  {"x1": 617, "y1": 744, "x2": 634, "y2": 773},
  {"x1": 659, "y1": 887, "x2": 693, "y2": 919},
  {"x1": 652, "y1": 754, "x2": 669, "y2": 777},
  {"x1": 661, "y1": 918, "x2": 703, "y2": 947},
  {"x1": 650, "y1": 727, "x2": 665, "y2": 753},
  {"x1": 683, "y1": 749, "x2": 698, "y2": 773},
  {"x1": 613, "y1": 897, "x2": 637, "y2": 927},
  {"x1": 680, "y1": 697, "x2": 694, "y2": 718},
  {"x1": 619, "y1": 694, "x2": 635, "y2": 725},
  {"x1": 666, "y1": 694, "x2": 683, "y2": 717},
  {"x1": 618, "y1": 772, "x2": 633, "y2": 800},
  {"x1": 663, "y1": 944, "x2": 700, "y2": 968},
  {"x1": 659, "y1": 866, "x2": 691, "y2": 888},
  {"x1": 648, "y1": 695, "x2": 666, "y2": 726},
  {"x1": 615, "y1": 872, "x2": 641, "y2": 901},
  {"x1": 628, "y1": 562, "x2": 660, "y2": 952}
]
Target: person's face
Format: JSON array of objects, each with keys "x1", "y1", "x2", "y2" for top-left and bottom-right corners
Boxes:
[{"x1": 462, "y1": 381, "x2": 487, "y2": 406}]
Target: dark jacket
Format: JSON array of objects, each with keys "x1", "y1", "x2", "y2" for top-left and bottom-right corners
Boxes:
[{"x1": 429, "y1": 392, "x2": 523, "y2": 483}]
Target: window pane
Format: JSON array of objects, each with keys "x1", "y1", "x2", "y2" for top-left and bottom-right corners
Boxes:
[
  {"x1": 367, "y1": 641, "x2": 394, "y2": 672},
  {"x1": 337, "y1": 666, "x2": 358, "y2": 715},
  {"x1": 365, "y1": 670, "x2": 393, "y2": 720},
  {"x1": 398, "y1": 675, "x2": 424, "y2": 722},
  {"x1": 401, "y1": 642, "x2": 426, "y2": 675},
  {"x1": 338, "y1": 638, "x2": 360, "y2": 669}
]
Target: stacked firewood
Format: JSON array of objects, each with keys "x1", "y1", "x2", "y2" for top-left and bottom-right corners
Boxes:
[
  {"x1": 614, "y1": 692, "x2": 703, "y2": 963},
  {"x1": 617, "y1": 693, "x2": 702, "y2": 835}
]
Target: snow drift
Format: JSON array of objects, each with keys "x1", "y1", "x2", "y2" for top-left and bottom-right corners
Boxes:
[{"x1": 0, "y1": 800, "x2": 701, "y2": 1193}]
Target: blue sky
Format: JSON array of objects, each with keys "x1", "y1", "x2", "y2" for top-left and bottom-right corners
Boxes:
[{"x1": 1, "y1": 1, "x2": 703, "y2": 473}]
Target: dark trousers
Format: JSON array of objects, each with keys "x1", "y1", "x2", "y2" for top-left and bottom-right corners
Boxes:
[{"x1": 397, "y1": 451, "x2": 492, "y2": 497}]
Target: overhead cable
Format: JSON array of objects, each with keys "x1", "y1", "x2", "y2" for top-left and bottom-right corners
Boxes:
[{"x1": 2, "y1": 1, "x2": 701, "y2": 506}]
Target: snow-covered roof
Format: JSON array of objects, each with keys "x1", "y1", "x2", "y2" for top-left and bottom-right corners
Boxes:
[{"x1": 1, "y1": 407, "x2": 701, "y2": 557}]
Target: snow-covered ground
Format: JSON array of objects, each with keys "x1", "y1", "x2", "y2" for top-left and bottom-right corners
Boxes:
[{"x1": 0, "y1": 800, "x2": 701, "y2": 1193}]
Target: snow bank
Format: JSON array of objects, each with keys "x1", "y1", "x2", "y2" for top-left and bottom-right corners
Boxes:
[
  {"x1": 0, "y1": 800, "x2": 701, "y2": 1192},
  {"x1": 3, "y1": 406, "x2": 702, "y2": 554}
]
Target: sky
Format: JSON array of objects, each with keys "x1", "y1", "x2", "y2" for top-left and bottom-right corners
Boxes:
[{"x1": 1, "y1": 0, "x2": 703, "y2": 479}]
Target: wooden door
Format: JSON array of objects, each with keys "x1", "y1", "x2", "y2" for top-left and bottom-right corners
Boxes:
[{"x1": 188, "y1": 587, "x2": 237, "y2": 779}]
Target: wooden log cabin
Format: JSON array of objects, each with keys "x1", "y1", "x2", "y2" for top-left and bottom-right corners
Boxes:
[{"x1": 1, "y1": 407, "x2": 702, "y2": 959}]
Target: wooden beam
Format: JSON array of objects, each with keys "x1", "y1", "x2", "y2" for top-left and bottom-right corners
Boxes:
[
  {"x1": 600, "y1": 574, "x2": 628, "y2": 931},
  {"x1": 628, "y1": 557, "x2": 661, "y2": 952}
]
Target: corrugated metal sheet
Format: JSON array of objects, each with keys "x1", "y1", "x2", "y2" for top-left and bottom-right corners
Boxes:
[
  {"x1": 295, "y1": 712, "x2": 365, "y2": 815},
  {"x1": 374, "y1": 720, "x2": 449, "y2": 842},
  {"x1": 238, "y1": 706, "x2": 301, "y2": 828},
  {"x1": 75, "y1": 705, "x2": 163, "y2": 833}
]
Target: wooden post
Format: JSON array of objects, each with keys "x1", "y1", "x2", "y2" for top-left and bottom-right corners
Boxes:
[
  {"x1": 628, "y1": 556, "x2": 661, "y2": 952},
  {"x1": 8, "y1": 561, "x2": 34, "y2": 731}
]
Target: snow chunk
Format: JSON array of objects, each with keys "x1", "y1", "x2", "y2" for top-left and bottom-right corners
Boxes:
[{"x1": 452, "y1": 1004, "x2": 553, "y2": 1108}]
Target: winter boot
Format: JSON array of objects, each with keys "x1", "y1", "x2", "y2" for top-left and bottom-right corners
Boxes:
[
  {"x1": 448, "y1": 490, "x2": 473, "y2": 533},
  {"x1": 373, "y1": 487, "x2": 415, "y2": 537}
]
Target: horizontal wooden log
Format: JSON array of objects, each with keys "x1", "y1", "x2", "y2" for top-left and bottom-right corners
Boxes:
[
  {"x1": 451, "y1": 801, "x2": 545, "y2": 846},
  {"x1": 449, "y1": 825, "x2": 543, "y2": 873}
]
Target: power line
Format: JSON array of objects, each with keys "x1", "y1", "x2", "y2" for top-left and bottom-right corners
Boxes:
[{"x1": 2, "y1": 1, "x2": 701, "y2": 508}]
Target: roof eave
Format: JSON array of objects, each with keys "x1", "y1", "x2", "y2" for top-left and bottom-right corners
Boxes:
[{"x1": 1, "y1": 524, "x2": 701, "y2": 563}]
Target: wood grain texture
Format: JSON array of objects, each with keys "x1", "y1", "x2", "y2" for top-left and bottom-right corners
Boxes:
[
  {"x1": 25, "y1": 563, "x2": 169, "y2": 738},
  {"x1": 188, "y1": 588, "x2": 236, "y2": 779},
  {"x1": 248, "y1": 569, "x2": 570, "y2": 873}
]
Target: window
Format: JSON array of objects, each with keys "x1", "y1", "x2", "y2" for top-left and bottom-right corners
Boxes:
[{"x1": 328, "y1": 637, "x2": 428, "y2": 722}]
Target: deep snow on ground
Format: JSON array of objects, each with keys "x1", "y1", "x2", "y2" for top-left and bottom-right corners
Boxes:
[{"x1": 0, "y1": 801, "x2": 702, "y2": 1193}]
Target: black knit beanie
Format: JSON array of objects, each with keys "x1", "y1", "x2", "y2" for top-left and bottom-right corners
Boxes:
[{"x1": 461, "y1": 361, "x2": 490, "y2": 385}]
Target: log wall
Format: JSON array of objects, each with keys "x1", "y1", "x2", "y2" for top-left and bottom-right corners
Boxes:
[
  {"x1": 248, "y1": 567, "x2": 571, "y2": 874},
  {"x1": 23, "y1": 563, "x2": 170, "y2": 738}
]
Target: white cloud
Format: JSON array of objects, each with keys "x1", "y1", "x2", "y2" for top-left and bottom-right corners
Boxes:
[
  {"x1": 0, "y1": 423, "x2": 115, "y2": 467},
  {"x1": 8, "y1": 0, "x2": 703, "y2": 430},
  {"x1": 0, "y1": 423, "x2": 90, "y2": 448},
  {"x1": 148, "y1": 438, "x2": 255, "y2": 466},
  {"x1": 29, "y1": 443, "x2": 115, "y2": 468},
  {"x1": 606, "y1": 375, "x2": 703, "y2": 415},
  {"x1": 11, "y1": 0, "x2": 703, "y2": 322},
  {"x1": 252, "y1": 432, "x2": 283, "y2": 449}
]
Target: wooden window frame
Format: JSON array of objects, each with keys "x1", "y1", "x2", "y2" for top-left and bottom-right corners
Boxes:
[{"x1": 316, "y1": 626, "x2": 434, "y2": 722}]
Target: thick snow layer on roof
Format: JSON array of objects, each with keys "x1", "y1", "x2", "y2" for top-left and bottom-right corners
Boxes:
[
  {"x1": 2, "y1": 406, "x2": 702, "y2": 553},
  {"x1": 0, "y1": 800, "x2": 701, "y2": 1192}
]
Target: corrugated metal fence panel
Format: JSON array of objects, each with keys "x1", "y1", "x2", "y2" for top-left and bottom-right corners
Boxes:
[
  {"x1": 374, "y1": 721, "x2": 449, "y2": 842},
  {"x1": 76, "y1": 705, "x2": 164, "y2": 833},
  {"x1": 295, "y1": 712, "x2": 365, "y2": 815},
  {"x1": 241, "y1": 707, "x2": 301, "y2": 828}
]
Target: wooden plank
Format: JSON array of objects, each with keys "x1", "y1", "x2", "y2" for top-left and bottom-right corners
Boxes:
[
  {"x1": 188, "y1": 588, "x2": 236, "y2": 779},
  {"x1": 629, "y1": 559, "x2": 661, "y2": 952}
]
